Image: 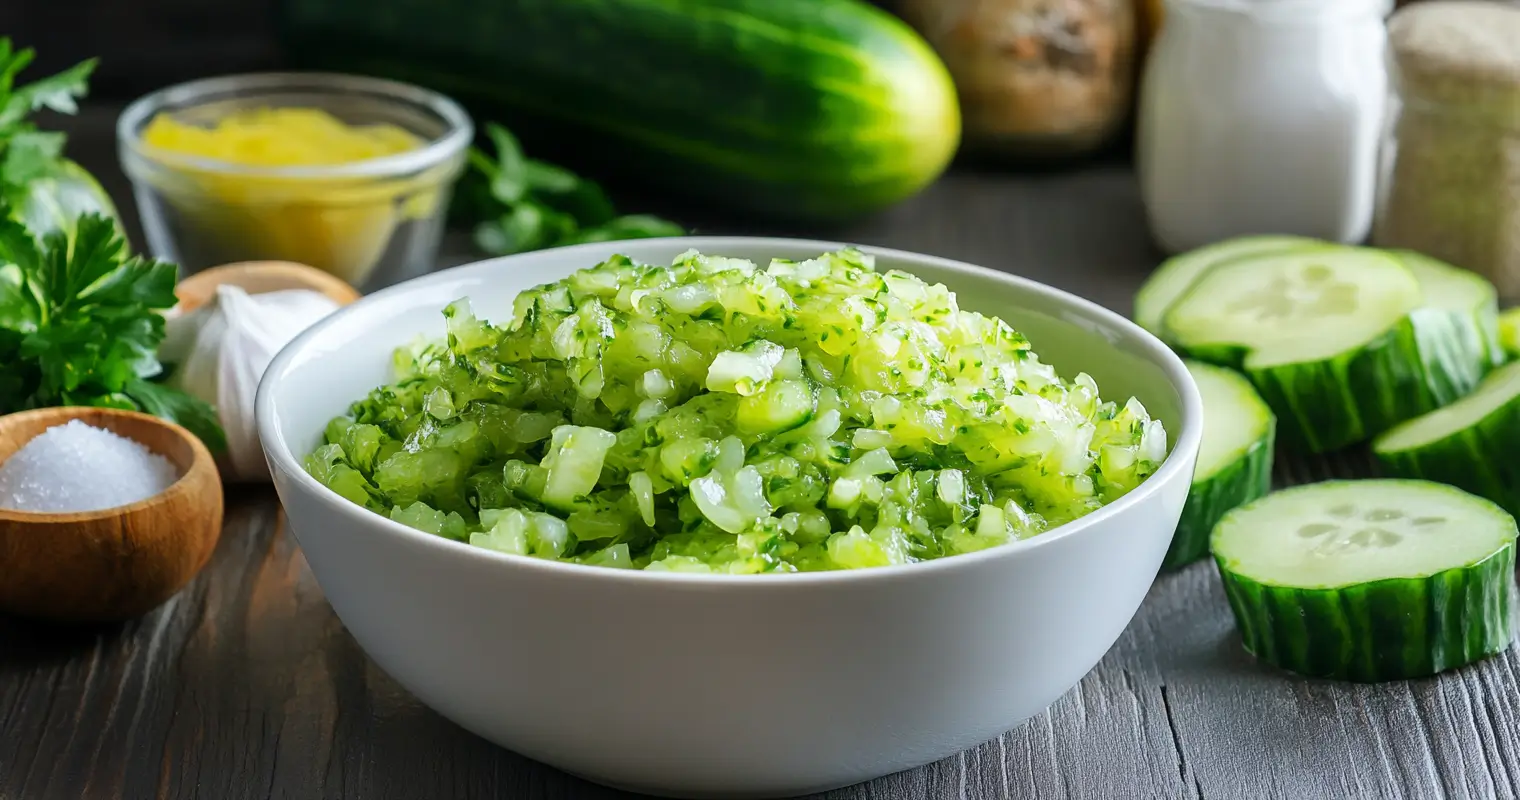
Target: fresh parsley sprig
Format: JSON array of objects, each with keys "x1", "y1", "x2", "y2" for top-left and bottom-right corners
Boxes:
[
  {"x1": 456, "y1": 123, "x2": 685, "y2": 256},
  {"x1": 0, "y1": 38, "x2": 95, "y2": 204},
  {"x1": 0, "y1": 211, "x2": 227, "y2": 450}
]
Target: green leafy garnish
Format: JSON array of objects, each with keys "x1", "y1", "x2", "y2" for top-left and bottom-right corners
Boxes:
[
  {"x1": 0, "y1": 210, "x2": 227, "y2": 450},
  {"x1": 456, "y1": 123, "x2": 684, "y2": 256},
  {"x1": 0, "y1": 38, "x2": 95, "y2": 207}
]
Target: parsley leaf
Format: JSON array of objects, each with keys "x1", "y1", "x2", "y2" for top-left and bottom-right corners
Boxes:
[
  {"x1": 481, "y1": 124, "x2": 527, "y2": 204},
  {"x1": 9, "y1": 57, "x2": 94, "y2": 117},
  {"x1": 0, "y1": 39, "x2": 94, "y2": 128},
  {"x1": 0, "y1": 39, "x2": 96, "y2": 213},
  {"x1": 1, "y1": 130, "x2": 64, "y2": 187},
  {"x1": 0, "y1": 211, "x2": 227, "y2": 451},
  {"x1": 457, "y1": 122, "x2": 685, "y2": 257}
]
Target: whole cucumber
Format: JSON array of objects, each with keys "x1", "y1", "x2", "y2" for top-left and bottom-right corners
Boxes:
[{"x1": 278, "y1": 0, "x2": 962, "y2": 222}]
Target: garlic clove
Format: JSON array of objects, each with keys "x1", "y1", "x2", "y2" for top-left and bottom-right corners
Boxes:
[{"x1": 166, "y1": 284, "x2": 342, "y2": 482}]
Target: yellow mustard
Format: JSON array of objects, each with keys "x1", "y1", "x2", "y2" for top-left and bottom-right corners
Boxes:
[
  {"x1": 143, "y1": 108, "x2": 421, "y2": 166},
  {"x1": 141, "y1": 108, "x2": 438, "y2": 283}
]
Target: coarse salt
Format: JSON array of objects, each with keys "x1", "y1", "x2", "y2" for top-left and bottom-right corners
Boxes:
[{"x1": 0, "y1": 420, "x2": 180, "y2": 513}]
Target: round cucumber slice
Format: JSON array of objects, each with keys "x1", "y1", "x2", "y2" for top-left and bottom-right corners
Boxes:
[
  {"x1": 1213, "y1": 480, "x2": 1517, "y2": 682},
  {"x1": 1134, "y1": 235, "x2": 1319, "y2": 335},
  {"x1": 1375, "y1": 360, "x2": 1520, "y2": 516},
  {"x1": 1163, "y1": 247, "x2": 1495, "y2": 452},
  {"x1": 1165, "y1": 247, "x2": 1421, "y2": 366},
  {"x1": 1164, "y1": 361, "x2": 1275, "y2": 570}
]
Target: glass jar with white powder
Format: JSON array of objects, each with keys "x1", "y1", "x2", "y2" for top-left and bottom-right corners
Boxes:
[{"x1": 1136, "y1": 0, "x2": 1391, "y2": 254}]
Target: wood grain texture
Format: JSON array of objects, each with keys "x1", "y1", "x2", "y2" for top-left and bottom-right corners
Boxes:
[{"x1": 0, "y1": 107, "x2": 1517, "y2": 800}]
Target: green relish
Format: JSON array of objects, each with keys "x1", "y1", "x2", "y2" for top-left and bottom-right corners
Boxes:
[{"x1": 306, "y1": 249, "x2": 1167, "y2": 573}]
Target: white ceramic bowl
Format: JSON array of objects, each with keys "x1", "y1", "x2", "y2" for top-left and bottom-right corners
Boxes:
[{"x1": 257, "y1": 237, "x2": 1202, "y2": 798}]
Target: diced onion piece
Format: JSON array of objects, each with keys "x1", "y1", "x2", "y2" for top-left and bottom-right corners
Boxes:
[
  {"x1": 937, "y1": 469, "x2": 965, "y2": 505},
  {"x1": 641, "y1": 369, "x2": 674, "y2": 399},
  {"x1": 729, "y1": 466, "x2": 772, "y2": 519},
  {"x1": 690, "y1": 474, "x2": 748, "y2": 533},
  {"x1": 706, "y1": 340, "x2": 784, "y2": 395},
  {"x1": 853, "y1": 429, "x2": 893, "y2": 450},
  {"x1": 828, "y1": 477, "x2": 863, "y2": 509},
  {"x1": 845, "y1": 447, "x2": 898, "y2": 480},
  {"x1": 630, "y1": 471, "x2": 657, "y2": 527},
  {"x1": 714, "y1": 436, "x2": 746, "y2": 474}
]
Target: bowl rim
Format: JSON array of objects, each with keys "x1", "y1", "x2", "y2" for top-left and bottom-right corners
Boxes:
[
  {"x1": 116, "y1": 71, "x2": 474, "y2": 180},
  {"x1": 257, "y1": 236, "x2": 1203, "y2": 586}
]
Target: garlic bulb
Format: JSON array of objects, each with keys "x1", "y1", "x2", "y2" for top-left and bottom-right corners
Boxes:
[{"x1": 161, "y1": 285, "x2": 340, "y2": 482}]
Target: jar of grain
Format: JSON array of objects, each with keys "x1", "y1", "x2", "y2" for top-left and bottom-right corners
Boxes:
[{"x1": 1374, "y1": 1, "x2": 1520, "y2": 300}]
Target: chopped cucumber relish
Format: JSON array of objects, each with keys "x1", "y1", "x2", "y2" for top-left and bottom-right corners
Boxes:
[{"x1": 306, "y1": 249, "x2": 1167, "y2": 573}]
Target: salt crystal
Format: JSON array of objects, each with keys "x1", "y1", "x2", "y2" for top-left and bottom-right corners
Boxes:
[{"x1": 0, "y1": 420, "x2": 181, "y2": 513}]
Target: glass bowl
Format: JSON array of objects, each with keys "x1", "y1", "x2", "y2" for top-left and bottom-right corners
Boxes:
[{"x1": 117, "y1": 72, "x2": 473, "y2": 289}]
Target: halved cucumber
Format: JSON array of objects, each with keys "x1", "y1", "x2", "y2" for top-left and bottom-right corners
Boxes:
[
  {"x1": 1164, "y1": 361, "x2": 1275, "y2": 570},
  {"x1": 1213, "y1": 480, "x2": 1517, "y2": 682},
  {"x1": 1374, "y1": 360, "x2": 1520, "y2": 516},
  {"x1": 1134, "y1": 235, "x2": 1318, "y2": 335},
  {"x1": 1163, "y1": 247, "x2": 1492, "y2": 452},
  {"x1": 1500, "y1": 307, "x2": 1520, "y2": 360}
]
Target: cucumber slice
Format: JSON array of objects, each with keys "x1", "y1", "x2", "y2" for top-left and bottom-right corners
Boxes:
[
  {"x1": 1393, "y1": 250, "x2": 1504, "y2": 394},
  {"x1": 1164, "y1": 247, "x2": 1495, "y2": 452},
  {"x1": 1500, "y1": 307, "x2": 1520, "y2": 360},
  {"x1": 1134, "y1": 235, "x2": 1319, "y2": 335},
  {"x1": 736, "y1": 379, "x2": 816, "y2": 435},
  {"x1": 1164, "y1": 361, "x2": 1275, "y2": 570},
  {"x1": 1213, "y1": 480, "x2": 1517, "y2": 682},
  {"x1": 1164, "y1": 247, "x2": 1420, "y2": 452},
  {"x1": 1374, "y1": 360, "x2": 1520, "y2": 516},
  {"x1": 1165, "y1": 247, "x2": 1421, "y2": 366}
]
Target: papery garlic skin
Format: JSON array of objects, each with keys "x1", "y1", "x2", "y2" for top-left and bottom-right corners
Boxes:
[{"x1": 162, "y1": 285, "x2": 340, "y2": 482}]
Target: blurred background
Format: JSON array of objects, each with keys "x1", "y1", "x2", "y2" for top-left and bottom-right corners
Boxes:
[
  {"x1": 0, "y1": 0, "x2": 1161, "y2": 294},
  {"x1": 3, "y1": 0, "x2": 278, "y2": 99},
  {"x1": 0, "y1": 0, "x2": 1505, "y2": 309}
]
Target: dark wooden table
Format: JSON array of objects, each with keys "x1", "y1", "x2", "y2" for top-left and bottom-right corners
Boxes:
[{"x1": 3, "y1": 107, "x2": 1519, "y2": 800}]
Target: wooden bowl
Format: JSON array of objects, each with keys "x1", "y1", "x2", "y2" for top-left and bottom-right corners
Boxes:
[
  {"x1": 174, "y1": 260, "x2": 361, "y2": 313},
  {"x1": 0, "y1": 407, "x2": 224, "y2": 622}
]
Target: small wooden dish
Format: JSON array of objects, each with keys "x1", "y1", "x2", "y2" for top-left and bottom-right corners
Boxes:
[
  {"x1": 174, "y1": 260, "x2": 362, "y2": 314},
  {"x1": 0, "y1": 407, "x2": 224, "y2": 623}
]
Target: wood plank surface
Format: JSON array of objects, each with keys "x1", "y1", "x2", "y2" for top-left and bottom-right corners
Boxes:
[{"x1": 0, "y1": 107, "x2": 1516, "y2": 800}]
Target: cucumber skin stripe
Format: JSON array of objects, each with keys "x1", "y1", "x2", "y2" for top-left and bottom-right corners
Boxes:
[
  {"x1": 1162, "y1": 422, "x2": 1274, "y2": 570},
  {"x1": 1410, "y1": 306, "x2": 1500, "y2": 401},
  {"x1": 1216, "y1": 544, "x2": 1516, "y2": 682},
  {"x1": 1246, "y1": 316, "x2": 1485, "y2": 454},
  {"x1": 1376, "y1": 418, "x2": 1520, "y2": 520}
]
